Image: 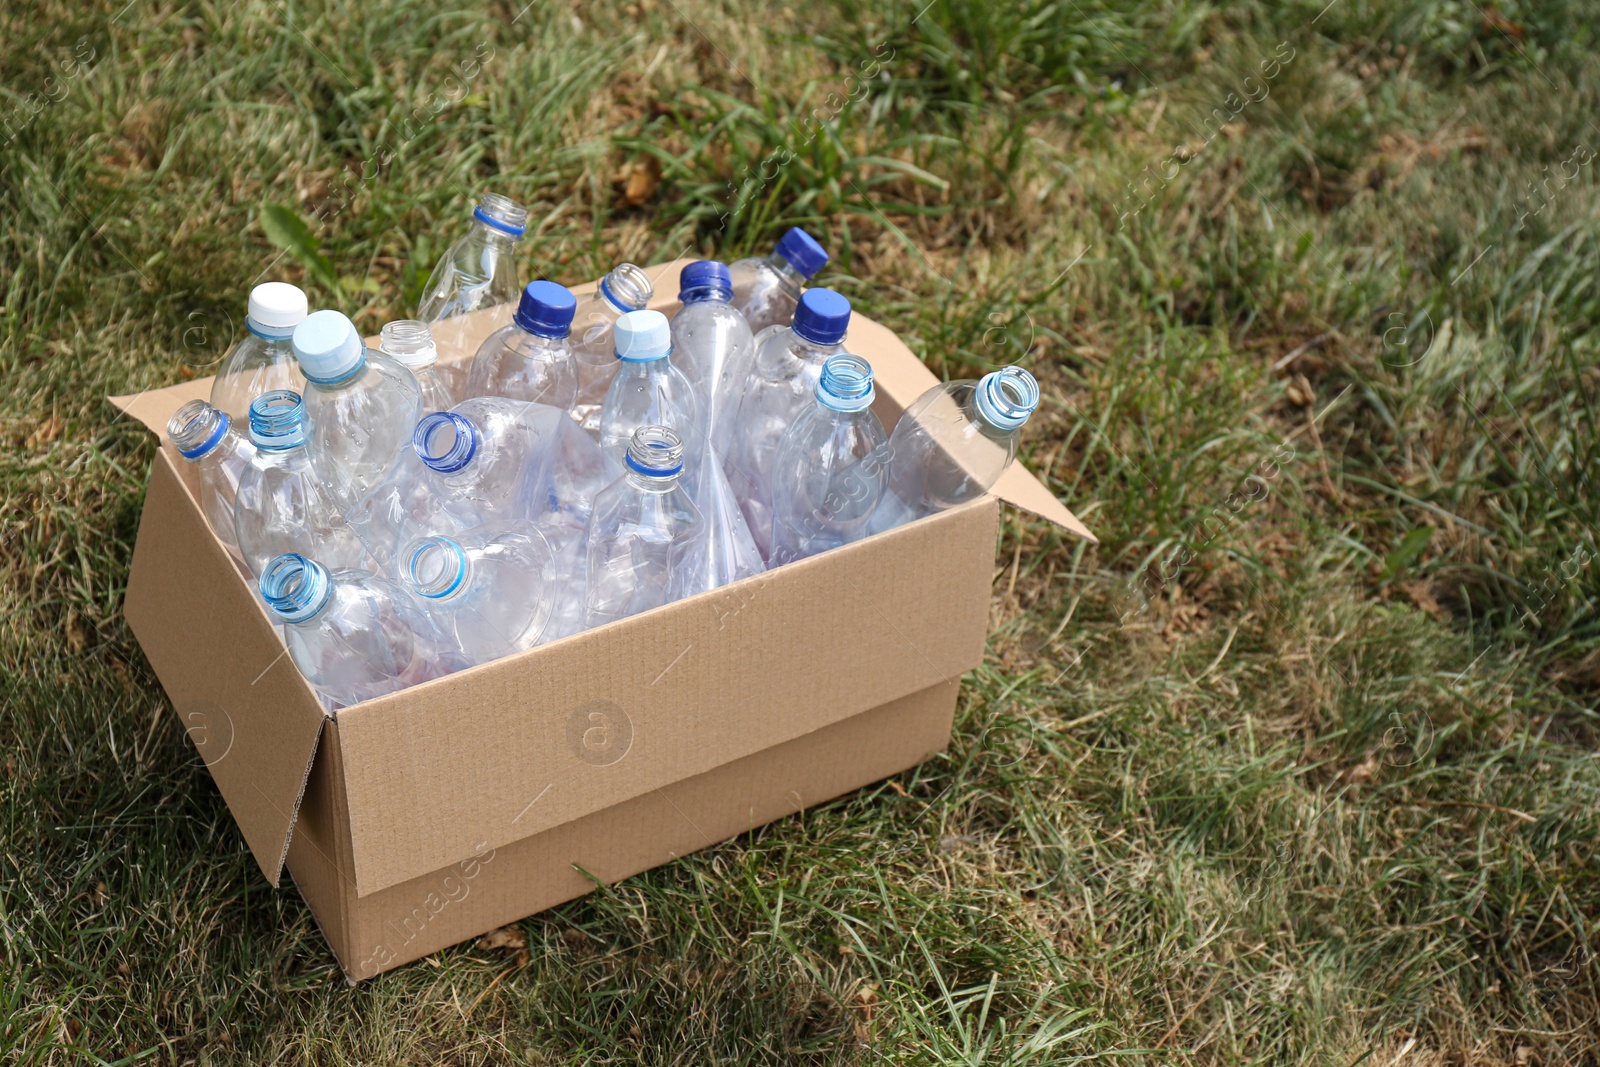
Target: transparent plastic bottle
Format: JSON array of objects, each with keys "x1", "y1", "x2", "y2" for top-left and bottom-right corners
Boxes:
[
  {"x1": 725, "y1": 288, "x2": 851, "y2": 558},
  {"x1": 597, "y1": 309, "x2": 701, "y2": 478},
  {"x1": 209, "y1": 282, "x2": 309, "y2": 421},
  {"x1": 379, "y1": 320, "x2": 457, "y2": 413},
  {"x1": 399, "y1": 523, "x2": 560, "y2": 667},
  {"x1": 670, "y1": 260, "x2": 754, "y2": 457},
  {"x1": 416, "y1": 191, "x2": 529, "y2": 363},
  {"x1": 583, "y1": 426, "x2": 708, "y2": 628},
  {"x1": 351, "y1": 397, "x2": 607, "y2": 567},
  {"x1": 232, "y1": 391, "x2": 371, "y2": 577},
  {"x1": 870, "y1": 368, "x2": 1042, "y2": 533},
  {"x1": 571, "y1": 263, "x2": 653, "y2": 435},
  {"x1": 768, "y1": 354, "x2": 888, "y2": 565},
  {"x1": 465, "y1": 280, "x2": 580, "y2": 409},
  {"x1": 258, "y1": 552, "x2": 460, "y2": 708},
  {"x1": 166, "y1": 399, "x2": 256, "y2": 565},
  {"x1": 292, "y1": 309, "x2": 423, "y2": 515},
  {"x1": 728, "y1": 227, "x2": 828, "y2": 335}
]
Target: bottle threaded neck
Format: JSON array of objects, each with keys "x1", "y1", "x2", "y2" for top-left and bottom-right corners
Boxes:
[
  {"x1": 974, "y1": 367, "x2": 1040, "y2": 431},
  {"x1": 412, "y1": 411, "x2": 478, "y2": 474},
  {"x1": 380, "y1": 320, "x2": 438, "y2": 368},
  {"x1": 260, "y1": 553, "x2": 332, "y2": 623},
  {"x1": 248, "y1": 390, "x2": 307, "y2": 450},
  {"x1": 816, "y1": 354, "x2": 875, "y2": 412},
  {"x1": 403, "y1": 536, "x2": 469, "y2": 600},
  {"x1": 168, "y1": 399, "x2": 231, "y2": 459},
  {"x1": 599, "y1": 263, "x2": 653, "y2": 313},
  {"x1": 474, "y1": 192, "x2": 528, "y2": 238},
  {"x1": 625, "y1": 425, "x2": 685, "y2": 477}
]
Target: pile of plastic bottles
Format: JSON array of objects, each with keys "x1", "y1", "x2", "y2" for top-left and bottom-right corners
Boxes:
[{"x1": 168, "y1": 192, "x2": 1042, "y2": 707}]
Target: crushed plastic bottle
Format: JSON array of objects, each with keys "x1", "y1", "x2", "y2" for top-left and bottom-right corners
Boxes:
[
  {"x1": 465, "y1": 280, "x2": 580, "y2": 409},
  {"x1": 380, "y1": 320, "x2": 457, "y2": 413},
  {"x1": 869, "y1": 367, "x2": 1041, "y2": 533},
  {"x1": 232, "y1": 391, "x2": 371, "y2": 577},
  {"x1": 209, "y1": 282, "x2": 308, "y2": 421},
  {"x1": 728, "y1": 227, "x2": 828, "y2": 335},
  {"x1": 570, "y1": 263, "x2": 653, "y2": 434},
  {"x1": 583, "y1": 426, "x2": 707, "y2": 628},
  {"x1": 352, "y1": 396, "x2": 606, "y2": 567},
  {"x1": 597, "y1": 309, "x2": 701, "y2": 478},
  {"x1": 670, "y1": 260, "x2": 753, "y2": 457},
  {"x1": 259, "y1": 552, "x2": 461, "y2": 708},
  {"x1": 417, "y1": 191, "x2": 528, "y2": 362},
  {"x1": 768, "y1": 354, "x2": 888, "y2": 565},
  {"x1": 725, "y1": 288, "x2": 851, "y2": 558},
  {"x1": 292, "y1": 309, "x2": 423, "y2": 514},
  {"x1": 399, "y1": 523, "x2": 560, "y2": 667},
  {"x1": 166, "y1": 399, "x2": 256, "y2": 565}
]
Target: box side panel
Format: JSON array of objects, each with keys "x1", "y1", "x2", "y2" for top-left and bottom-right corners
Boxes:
[
  {"x1": 335, "y1": 495, "x2": 998, "y2": 897},
  {"x1": 124, "y1": 451, "x2": 327, "y2": 885},
  {"x1": 283, "y1": 721, "x2": 359, "y2": 966},
  {"x1": 332, "y1": 682, "x2": 959, "y2": 981}
]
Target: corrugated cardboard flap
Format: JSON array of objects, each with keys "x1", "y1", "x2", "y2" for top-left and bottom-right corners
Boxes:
[{"x1": 116, "y1": 435, "x2": 327, "y2": 886}]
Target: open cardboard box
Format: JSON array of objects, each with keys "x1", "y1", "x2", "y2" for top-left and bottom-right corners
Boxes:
[{"x1": 110, "y1": 259, "x2": 1095, "y2": 981}]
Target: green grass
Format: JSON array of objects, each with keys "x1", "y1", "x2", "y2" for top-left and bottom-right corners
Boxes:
[{"x1": 3, "y1": 0, "x2": 1599, "y2": 1062}]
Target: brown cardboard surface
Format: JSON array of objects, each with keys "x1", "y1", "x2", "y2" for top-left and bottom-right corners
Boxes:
[
  {"x1": 123, "y1": 450, "x2": 327, "y2": 885},
  {"x1": 295, "y1": 681, "x2": 958, "y2": 981},
  {"x1": 333, "y1": 495, "x2": 995, "y2": 897}
]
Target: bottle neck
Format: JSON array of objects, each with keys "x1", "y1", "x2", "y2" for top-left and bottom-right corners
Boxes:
[
  {"x1": 624, "y1": 469, "x2": 683, "y2": 494},
  {"x1": 471, "y1": 219, "x2": 520, "y2": 253},
  {"x1": 260, "y1": 554, "x2": 332, "y2": 623},
  {"x1": 680, "y1": 284, "x2": 733, "y2": 305},
  {"x1": 413, "y1": 411, "x2": 480, "y2": 475},
  {"x1": 598, "y1": 264, "x2": 653, "y2": 313},
  {"x1": 405, "y1": 537, "x2": 470, "y2": 600},
  {"x1": 767, "y1": 254, "x2": 808, "y2": 292},
  {"x1": 245, "y1": 316, "x2": 297, "y2": 341},
  {"x1": 170, "y1": 402, "x2": 232, "y2": 460}
]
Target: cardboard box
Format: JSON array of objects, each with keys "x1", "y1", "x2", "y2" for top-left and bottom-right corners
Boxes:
[{"x1": 109, "y1": 260, "x2": 1094, "y2": 981}]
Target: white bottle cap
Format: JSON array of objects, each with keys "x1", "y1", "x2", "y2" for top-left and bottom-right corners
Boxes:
[
  {"x1": 292, "y1": 310, "x2": 365, "y2": 384},
  {"x1": 614, "y1": 309, "x2": 672, "y2": 362},
  {"x1": 247, "y1": 282, "x2": 309, "y2": 331}
]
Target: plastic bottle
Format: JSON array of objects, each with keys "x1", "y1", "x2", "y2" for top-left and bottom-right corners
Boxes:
[
  {"x1": 292, "y1": 309, "x2": 423, "y2": 515},
  {"x1": 166, "y1": 399, "x2": 256, "y2": 565},
  {"x1": 259, "y1": 552, "x2": 460, "y2": 708},
  {"x1": 351, "y1": 397, "x2": 607, "y2": 567},
  {"x1": 398, "y1": 523, "x2": 560, "y2": 667},
  {"x1": 416, "y1": 191, "x2": 528, "y2": 362},
  {"x1": 728, "y1": 227, "x2": 828, "y2": 335},
  {"x1": 571, "y1": 263, "x2": 653, "y2": 434},
  {"x1": 464, "y1": 280, "x2": 580, "y2": 409},
  {"x1": 670, "y1": 260, "x2": 753, "y2": 456},
  {"x1": 870, "y1": 368, "x2": 1041, "y2": 533},
  {"x1": 583, "y1": 426, "x2": 708, "y2": 628},
  {"x1": 768, "y1": 354, "x2": 888, "y2": 565},
  {"x1": 725, "y1": 288, "x2": 851, "y2": 558},
  {"x1": 209, "y1": 282, "x2": 309, "y2": 421},
  {"x1": 379, "y1": 320, "x2": 457, "y2": 413},
  {"x1": 597, "y1": 309, "x2": 701, "y2": 479},
  {"x1": 232, "y1": 391, "x2": 371, "y2": 577}
]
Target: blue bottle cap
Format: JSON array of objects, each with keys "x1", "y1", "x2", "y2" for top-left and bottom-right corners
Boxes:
[
  {"x1": 248, "y1": 390, "x2": 307, "y2": 450},
  {"x1": 614, "y1": 309, "x2": 673, "y2": 361},
  {"x1": 816, "y1": 353, "x2": 875, "y2": 412},
  {"x1": 514, "y1": 280, "x2": 577, "y2": 338},
  {"x1": 292, "y1": 310, "x2": 365, "y2": 384},
  {"x1": 678, "y1": 260, "x2": 732, "y2": 302},
  {"x1": 792, "y1": 288, "x2": 851, "y2": 346},
  {"x1": 775, "y1": 227, "x2": 827, "y2": 278}
]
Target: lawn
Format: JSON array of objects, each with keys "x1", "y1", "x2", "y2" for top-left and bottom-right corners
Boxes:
[{"x1": 3, "y1": 0, "x2": 1599, "y2": 1062}]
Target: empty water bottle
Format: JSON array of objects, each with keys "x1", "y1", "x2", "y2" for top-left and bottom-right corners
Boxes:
[
  {"x1": 583, "y1": 426, "x2": 707, "y2": 628},
  {"x1": 598, "y1": 309, "x2": 701, "y2": 478},
  {"x1": 399, "y1": 523, "x2": 560, "y2": 667},
  {"x1": 166, "y1": 399, "x2": 256, "y2": 565},
  {"x1": 292, "y1": 309, "x2": 423, "y2": 514},
  {"x1": 671, "y1": 260, "x2": 753, "y2": 456},
  {"x1": 571, "y1": 263, "x2": 653, "y2": 434},
  {"x1": 380, "y1": 320, "x2": 457, "y2": 413},
  {"x1": 259, "y1": 552, "x2": 460, "y2": 708},
  {"x1": 726, "y1": 288, "x2": 851, "y2": 557},
  {"x1": 870, "y1": 368, "x2": 1041, "y2": 533},
  {"x1": 209, "y1": 282, "x2": 308, "y2": 420},
  {"x1": 465, "y1": 280, "x2": 580, "y2": 409},
  {"x1": 729, "y1": 227, "x2": 828, "y2": 334},
  {"x1": 233, "y1": 391, "x2": 371, "y2": 577},
  {"x1": 768, "y1": 354, "x2": 888, "y2": 565},
  {"x1": 417, "y1": 191, "x2": 528, "y2": 362}
]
